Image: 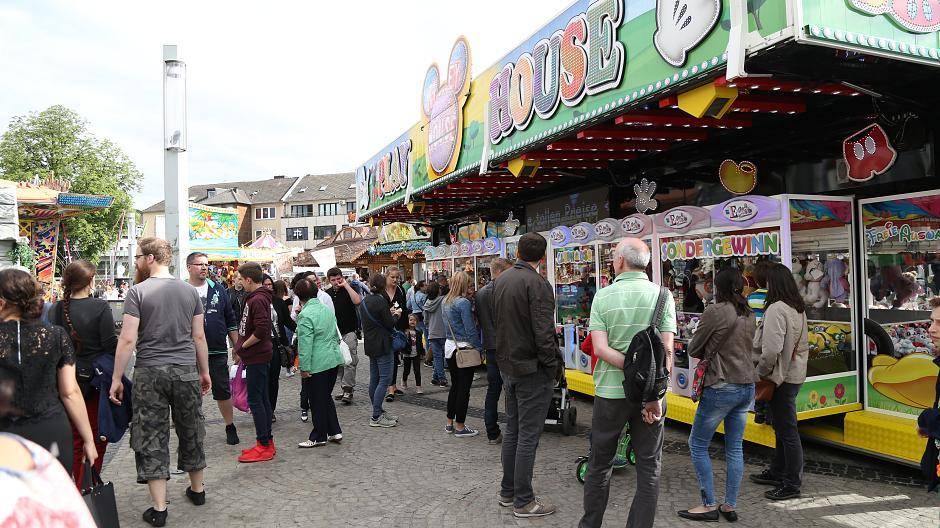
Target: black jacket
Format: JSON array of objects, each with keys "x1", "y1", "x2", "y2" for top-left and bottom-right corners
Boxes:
[
  {"x1": 494, "y1": 261, "x2": 561, "y2": 377},
  {"x1": 475, "y1": 281, "x2": 497, "y2": 351},
  {"x1": 360, "y1": 293, "x2": 397, "y2": 358},
  {"x1": 381, "y1": 286, "x2": 409, "y2": 331}
]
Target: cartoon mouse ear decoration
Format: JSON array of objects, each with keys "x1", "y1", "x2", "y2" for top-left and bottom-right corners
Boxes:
[{"x1": 421, "y1": 37, "x2": 472, "y2": 179}]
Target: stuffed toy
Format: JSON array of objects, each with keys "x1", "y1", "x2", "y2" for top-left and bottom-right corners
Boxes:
[
  {"x1": 821, "y1": 258, "x2": 850, "y2": 305},
  {"x1": 791, "y1": 257, "x2": 806, "y2": 295},
  {"x1": 803, "y1": 259, "x2": 829, "y2": 308},
  {"x1": 695, "y1": 259, "x2": 715, "y2": 305}
]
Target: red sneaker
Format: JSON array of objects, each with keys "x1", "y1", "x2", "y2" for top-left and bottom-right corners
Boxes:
[
  {"x1": 238, "y1": 443, "x2": 274, "y2": 463},
  {"x1": 268, "y1": 439, "x2": 276, "y2": 456},
  {"x1": 241, "y1": 441, "x2": 262, "y2": 456}
]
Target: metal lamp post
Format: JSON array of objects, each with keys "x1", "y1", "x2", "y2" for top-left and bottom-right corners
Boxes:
[{"x1": 163, "y1": 44, "x2": 189, "y2": 277}]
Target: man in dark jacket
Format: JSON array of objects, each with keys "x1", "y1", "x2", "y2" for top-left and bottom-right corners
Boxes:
[
  {"x1": 187, "y1": 252, "x2": 240, "y2": 445},
  {"x1": 232, "y1": 262, "x2": 275, "y2": 463},
  {"x1": 476, "y1": 257, "x2": 513, "y2": 445},
  {"x1": 494, "y1": 233, "x2": 562, "y2": 519}
]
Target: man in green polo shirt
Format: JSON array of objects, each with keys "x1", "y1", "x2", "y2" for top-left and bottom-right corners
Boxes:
[{"x1": 579, "y1": 238, "x2": 676, "y2": 528}]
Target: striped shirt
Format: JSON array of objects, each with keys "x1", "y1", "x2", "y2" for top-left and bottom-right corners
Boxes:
[
  {"x1": 747, "y1": 288, "x2": 767, "y2": 320},
  {"x1": 589, "y1": 271, "x2": 677, "y2": 399}
]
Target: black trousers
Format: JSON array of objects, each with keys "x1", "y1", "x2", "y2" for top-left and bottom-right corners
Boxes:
[
  {"x1": 769, "y1": 382, "x2": 803, "y2": 489},
  {"x1": 268, "y1": 349, "x2": 281, "y2": 412},
  {"x1": 446, "y1": 356, "x2": 474, "y2": 423},
  {"x1": 304, "y1": 368, "x2": 341, "y2": 442},
  {"x1": 390, "y1": 349, "x2": 401, "y2": 388},
  {"x1": 402, "y1": 355, "x2": 422, "y2": 386},
  {"x1": 3, "y1": 412, "x2": 73, "y2": 471}
]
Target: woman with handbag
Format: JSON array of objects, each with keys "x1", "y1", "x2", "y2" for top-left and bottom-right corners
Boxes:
[
  {"x1": 443, "y1": 271, "x2": 483, "y2": 438},
  {"x1": 381, "y1": 267, "x2": 409, "y2": 402},
  {"x1": 0, "y1": 269, "x2": 97, "y2": 473},
  {"x1": 749, "y1": 263, "x2": 809, "y2": 501},
  {"x1": 361, "y1": 273, "x2": 401, "y2": 428},
  {"x1": 52, "y1": 260, "x2": 116, "y2": 486},
  {"x1": 262, "y1": 275, "x2": 292, "y2": 421},
  {"x1": 677, "y1": 268, "x2": 756, "y2": 523},
  {"x1": 294, "y1": 278, "x2": 344, "y2": 448}
]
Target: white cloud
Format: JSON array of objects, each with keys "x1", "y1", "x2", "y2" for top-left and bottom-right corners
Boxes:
[{"x1": 0, "y1": 0, "x2": 572, "y2": 209}]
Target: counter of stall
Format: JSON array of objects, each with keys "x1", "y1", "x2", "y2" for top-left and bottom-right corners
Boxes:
[{"x1": 548, "y1": 193, "x2": 939, "y2": 462}]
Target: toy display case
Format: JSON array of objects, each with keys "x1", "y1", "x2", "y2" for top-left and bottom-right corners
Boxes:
[
  {"x1": 655, "y1": 195, "x2": 861, "y2": 419},
  {"x1": 424, "y1": 244, "x2": 453, "y2": 282},
  {"x1": 860, "y1": 190, "x2": 940, "y2": 417}
]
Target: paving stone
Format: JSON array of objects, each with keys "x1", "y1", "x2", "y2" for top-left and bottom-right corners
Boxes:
[{"x1": 102, "y1": 357, "x2": 938, "y2": 527}]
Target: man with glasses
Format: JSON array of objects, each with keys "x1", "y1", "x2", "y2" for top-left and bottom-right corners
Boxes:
[
  {"x1": 186, "y1": 252, "x2": 241, "y2": 445},
  {"x1": 110, "y1": 238, "x2": 211, "y2": 527}
]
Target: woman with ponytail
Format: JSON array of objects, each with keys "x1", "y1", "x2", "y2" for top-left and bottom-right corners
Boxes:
[
  {"x1": 52, "y1": 260, "x2": 116, "y2": 484},
  {"x1": 0, "y1": 268, "x2": 97, "y2": 473}
]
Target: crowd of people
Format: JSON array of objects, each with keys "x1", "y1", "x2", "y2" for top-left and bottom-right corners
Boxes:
[{"x1": 1, "y1": 233, "x2": 939, "y2": 528}]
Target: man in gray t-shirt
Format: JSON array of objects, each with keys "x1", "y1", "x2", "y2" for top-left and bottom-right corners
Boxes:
[
  {"x1": 124, "y1": 277, "x2": 203, "y2": 367},
  {"x1": 109, "y1": 238, "x2": 211, "y2": 526}
]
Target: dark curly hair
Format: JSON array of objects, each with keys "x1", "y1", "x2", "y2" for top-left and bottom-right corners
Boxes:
[{"x1": 0, "y1": 268, "x2": 44, "y2": 320}]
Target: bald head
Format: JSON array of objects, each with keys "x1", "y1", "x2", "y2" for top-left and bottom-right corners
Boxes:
[{"x1": 614, "y1": 238, "x2": 651, "y2": 274}]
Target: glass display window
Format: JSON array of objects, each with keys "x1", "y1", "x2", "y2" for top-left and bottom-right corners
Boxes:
[
  {"x1": 426, "y1": 259, "x2": 452, "y2": 282},
  {"x1": 860, "y1": 190, "x2": 940, "y2": 417},
  {"x1": 553, "y1": 245, "x2": 596, "y2": 324},
  {"x1": 475, "y1": 255, "x2": 495, "y2": 290}
]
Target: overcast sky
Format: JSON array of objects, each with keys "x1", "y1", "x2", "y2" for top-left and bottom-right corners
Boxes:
[{"x1": 0, "y1": 0, "x2": 573, "y2": 209}]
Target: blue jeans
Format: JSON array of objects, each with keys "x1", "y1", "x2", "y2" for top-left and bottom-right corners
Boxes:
[
  {"x1": 368, "y1": 353, "x2": 393, "y2": 420},
  {"x1": 688, "y1": 383, "x2": 754, "y2": 508},
  {"x1": 245, "y1": 363, "x2": 273, "y2": 444},
  {"x1": 484, "y1": 349, "x2": 503, "y2": 440},
  {"x1": 429, "y1": 338, "x2": 446, "y2": 382}
]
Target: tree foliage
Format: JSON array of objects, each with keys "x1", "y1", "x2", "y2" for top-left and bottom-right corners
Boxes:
[{"x1": 0, "y1": 105, "x2": 141, "y2": 264}]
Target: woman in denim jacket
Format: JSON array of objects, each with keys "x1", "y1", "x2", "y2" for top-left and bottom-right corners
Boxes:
[
  {"x1": 678, "y1": 268, "x2": 756, "y2": 523},
  {"x1": 443, "y1": 271, "x2": 482, "y2": 438}
]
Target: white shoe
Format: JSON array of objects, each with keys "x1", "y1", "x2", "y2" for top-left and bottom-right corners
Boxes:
[{"x1": 328, "y1": 434, "x2": 343, "y2": 443}]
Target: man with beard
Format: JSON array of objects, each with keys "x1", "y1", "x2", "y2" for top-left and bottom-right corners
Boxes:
[
  {"x1": 110, "y1": 238, "x2": 211, "y2": 527},
  {"x1": 325, "y1": 268, "x2": 362, "y2": 404}
]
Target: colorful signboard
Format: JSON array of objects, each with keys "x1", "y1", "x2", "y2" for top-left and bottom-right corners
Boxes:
[
  {"x1": 800, "y1": 0, "x2": 940, "y2": 64},
  {"x1": 377, "y1": 222, "x2": 431, "y2": 244},
  {"x1": 661, "y1": 231, "x2": 780, "y2": 260},
  {"x1": 423, "y1": 38, "x2": 472, "y2": 179},
  {"x1": 189, "y1": 204, "x2": 238, "y2": 251}
]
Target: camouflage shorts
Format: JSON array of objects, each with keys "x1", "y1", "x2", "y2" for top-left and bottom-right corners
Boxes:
[{"x1": 131, "y1": 364, "x2": 207, "y2": 482}]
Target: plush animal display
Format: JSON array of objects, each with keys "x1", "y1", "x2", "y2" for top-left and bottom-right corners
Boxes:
[
  {"x1": 791, "y1": 258, "x2": 806, "y2": 295},
  {"x1": 694, "y1": 259, "x2": 715, "y2": 305},
  {"x1": 821, "y1": 258, "x2": 850, "y2": 305},
  {"x1": 803, "y1": 260, "x2": 829, "y2": 308}
]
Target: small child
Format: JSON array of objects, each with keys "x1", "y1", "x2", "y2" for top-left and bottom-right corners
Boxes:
[
  {"x1": 748, "y1": 261, "x2": 773, "y2": 426},
  {"x1": 402, "y1": 314, "x2": 424, "y2": 394}
]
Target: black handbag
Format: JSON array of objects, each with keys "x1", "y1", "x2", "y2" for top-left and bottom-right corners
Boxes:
[{"x1": 81, "y1": 460, "x2": 121, "y2": 528}]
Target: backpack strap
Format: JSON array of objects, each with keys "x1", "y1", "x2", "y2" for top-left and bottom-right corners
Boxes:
[{"x1": 650, "y1": 287, "x2": 669, "y2": 330}]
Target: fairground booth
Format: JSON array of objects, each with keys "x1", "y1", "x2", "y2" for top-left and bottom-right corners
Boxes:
[{"x1": 356, "y1": 0, "x2": 940, "y2": 465}]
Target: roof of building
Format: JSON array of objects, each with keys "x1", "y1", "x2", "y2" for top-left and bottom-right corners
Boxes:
[
  {"x1": 315, "y1": 225, "x2": 377, "y2": 264},
  {"x1": 201, "y1": 187, "x2": 252, "y2": 206},
  {"x1": 142, "y1": 176, "x2": 299, "y2": 213},
  {"x1": 283, "y1": 173, "x2": 356, "y2": 202}
]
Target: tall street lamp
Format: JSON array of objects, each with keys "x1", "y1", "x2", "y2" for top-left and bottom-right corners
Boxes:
[{"x1": 163, "y1": 44, "x2": 189, "y2": 277}]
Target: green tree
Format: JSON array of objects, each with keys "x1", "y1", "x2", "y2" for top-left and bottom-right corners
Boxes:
[{"x1": 0, "y1": 105, "x2": 141, "y2": 264}]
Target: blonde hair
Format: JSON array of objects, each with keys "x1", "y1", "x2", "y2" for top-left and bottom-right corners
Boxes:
[
  {"x1": 444, "y1": 271, "x2": 471, "y2": 305},
  {"x1": 138, "y1": 237, "x2": 173, "y2": 265}
]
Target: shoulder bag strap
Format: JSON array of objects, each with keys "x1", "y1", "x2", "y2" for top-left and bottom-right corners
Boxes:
[
  {"x1": 359, "y1": 298, "x2": 391, "y2": 336},
  {"x1": 650, "y1": 287, "x2": 669, "y2": 329},
  {"x1": 790, "y1": 313, "x2": 807, "y2": 361},
  {"x1": 442, "y1": 302, "x2": 460, "y2": 342}
]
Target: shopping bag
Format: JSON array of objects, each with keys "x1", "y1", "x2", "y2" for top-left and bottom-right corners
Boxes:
[
  {"x1": 230, "y1": 362, "x2": 249, "y2": 412},
  {"x1": 335, "y1": 326, "x2": 353, "y2": 367},
  {"x1": 81, "y1": 460, "x2": 121, "y2": 528}
]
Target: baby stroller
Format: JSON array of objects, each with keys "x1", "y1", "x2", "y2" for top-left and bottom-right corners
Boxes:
[
  {"x1": 545, "y1": 377, "x2": 577, "y2": 436},
  {"x1": 575, "y1": 423, "x2": 635, "y2": 483}
]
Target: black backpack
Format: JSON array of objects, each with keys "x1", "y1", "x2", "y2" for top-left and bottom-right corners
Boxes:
[{"x1": 622, "y1": 287, "x2": 670, "y2": 404}]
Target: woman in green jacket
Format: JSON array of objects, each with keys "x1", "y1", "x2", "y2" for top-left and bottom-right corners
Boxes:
[{"x1": 295, "y1": 278, "x2": 345, "y2": 448}]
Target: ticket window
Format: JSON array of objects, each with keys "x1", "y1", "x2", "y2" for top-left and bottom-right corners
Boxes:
[{"x1": 861, "y1": 191, "x2": 940, "y2": 416}]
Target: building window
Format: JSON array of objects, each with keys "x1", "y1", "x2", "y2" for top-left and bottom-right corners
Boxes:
[
  {"x1": 255, "y1": 207, "x2": 275, "y2": 219},
  {"x1": 206, "y1": 188, "x2": 216, "y2": 198},
  {"x1": 286, "y1": 227, "x2": 308, "y2": 241},
  {"x1": 318, "y1": 203, "x2": 338, "y2": 216},
  {"x1": 290, "y1": 204, "x2": 313, "y2": 217},
  {"x1": 314, "y1": 225, "x2": 337, "y2": 239},
  {"x1": 255, "y1": 230, "x2": 263, "y2": 239},
  {"x1": 346, "y1": 201, "x2": 356, "y2": 213}
]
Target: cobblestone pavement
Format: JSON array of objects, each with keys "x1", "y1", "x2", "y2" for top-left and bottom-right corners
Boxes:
[{"x1": 104, "y1": 358, "x2": 939, "y2": 527}]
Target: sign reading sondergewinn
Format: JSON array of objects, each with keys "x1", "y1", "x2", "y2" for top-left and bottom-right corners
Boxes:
[{"x1": 661, "y1": 231, "x2": 780, "y2": 261}]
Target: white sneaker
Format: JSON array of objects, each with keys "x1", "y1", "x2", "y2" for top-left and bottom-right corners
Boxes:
[{"x1": 328, "y1": 434, "x2": 343, "y2": 443}]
